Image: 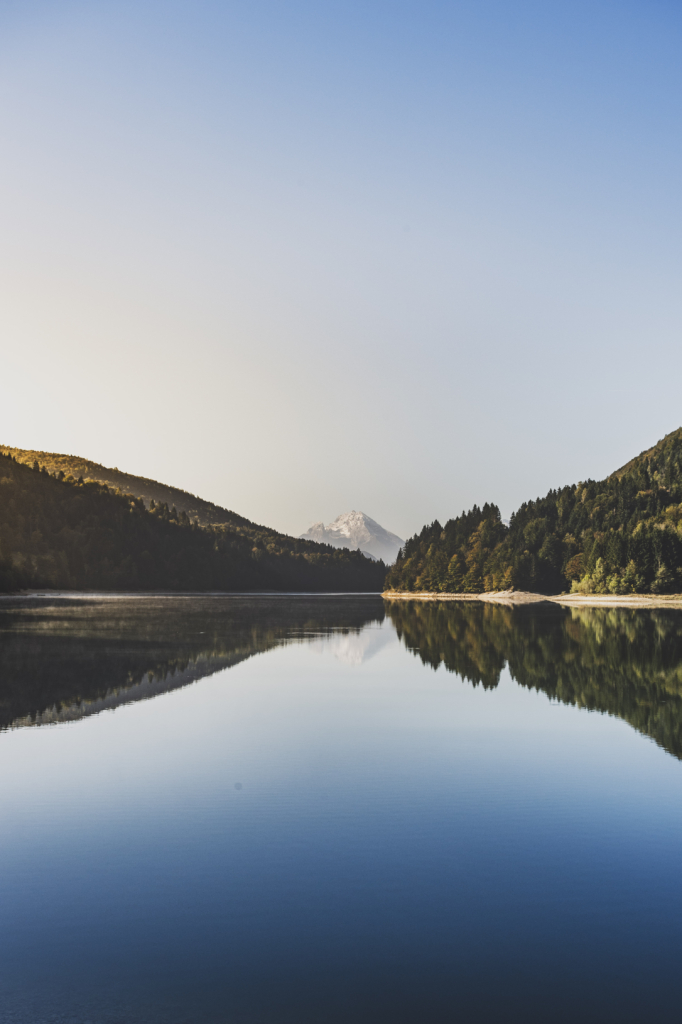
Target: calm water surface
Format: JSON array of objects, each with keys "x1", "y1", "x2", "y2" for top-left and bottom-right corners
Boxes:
[{"x1": 1, "y1": 595, "x2": 682, "y2": 1023}]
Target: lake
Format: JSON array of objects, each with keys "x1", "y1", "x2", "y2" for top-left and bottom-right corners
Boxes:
[{"x1": 1, "y1": 594, "x2": 682, "y2": 1023}]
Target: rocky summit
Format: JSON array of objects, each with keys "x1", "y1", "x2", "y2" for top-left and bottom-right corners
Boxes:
[{"x1": 300, "y1": 511, "x2": 404, "y2": 564}]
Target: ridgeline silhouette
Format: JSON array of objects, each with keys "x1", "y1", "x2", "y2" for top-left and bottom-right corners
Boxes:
[{"x1": 0, "y1": 453, "x2": 385, "y2": 593}]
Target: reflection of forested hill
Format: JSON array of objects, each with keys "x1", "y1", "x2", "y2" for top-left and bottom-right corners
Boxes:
[
  {"x1": 385, "y1": 599, "x2": 682, "y2": 759},
  {"x1": 0, "y1": 595, "x2": 384, "y2": 730}
]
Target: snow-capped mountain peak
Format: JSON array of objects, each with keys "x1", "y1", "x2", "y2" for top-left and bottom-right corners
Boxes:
[{"x1": 300, "y1": 511, "x2": 404, "y2": 564}]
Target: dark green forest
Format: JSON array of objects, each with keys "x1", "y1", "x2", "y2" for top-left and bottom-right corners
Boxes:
[
  {"x1": 386, "y1": 599, "x2": 682, "y2": 759},
  {"x1": 1, "y1": 445, "x2": 257, "y2": 529},
  {"x1": 386, "y1": 427, "x2": 682, "y2": 595},
  {"x1": 0, "y1": 454, "x2": 385, "y2": 592}
]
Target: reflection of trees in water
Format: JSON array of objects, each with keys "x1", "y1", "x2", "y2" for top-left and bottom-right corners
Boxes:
[
  {"x1": 7, "y1": 595, "x2": 682, "y2": 761},
  {"x1": 0, "y1": 596, "x2": 385, "y2": 730},
  {"x1": 385, "y1": 599, "x2": 682, "y2": 760}
]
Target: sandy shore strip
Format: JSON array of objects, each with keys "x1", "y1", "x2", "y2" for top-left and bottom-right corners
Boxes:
[{"x1": 383, "y1": 590, "x2": 682, "y2": 609}]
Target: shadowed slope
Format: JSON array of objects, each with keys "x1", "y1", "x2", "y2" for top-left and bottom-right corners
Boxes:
[
  {"x1": 1, "y1": 446, "x2": 255, "y2": 529},
  {"x1": 0, "y1": 455, "x2": 386, "y2": 593}
]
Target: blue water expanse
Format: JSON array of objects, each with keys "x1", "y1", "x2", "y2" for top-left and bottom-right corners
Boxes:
[{"x1": 1, "y1": 595, "x2": 682, "y2": 1023}]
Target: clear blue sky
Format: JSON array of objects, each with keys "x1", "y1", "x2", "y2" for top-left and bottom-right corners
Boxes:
[{"x1": 2, "y1": 0, "x2": 681, "y2": 539}]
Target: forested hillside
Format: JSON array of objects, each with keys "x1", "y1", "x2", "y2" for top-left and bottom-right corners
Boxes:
[
  {"x1": 386, "y1": 427, "x2": 682, "y2": 595},
  {"x1": 1, "y1": 446, "x2": 253, "y2": 529},
  {"x1": 0, "y1": 454, "x2": 385, "y2": 592}
]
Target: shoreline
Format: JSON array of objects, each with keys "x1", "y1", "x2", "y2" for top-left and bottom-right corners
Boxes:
[
  {"x1": 382, "y1": 590, "x2": 682, "y2": 609},
  {"x1": 0, "y1": 590, "x2": 385, "y2": 601},
  {"x1": 3, "y1": 589, "x2": 682, "y2": 610}
]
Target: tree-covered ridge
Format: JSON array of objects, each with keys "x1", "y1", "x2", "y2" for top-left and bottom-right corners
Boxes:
[
  {"x1": 386, "y1": 427, "x2": 682, "y2": 594},
  {"x1": 386, "y1": 600, "x2": 682, "y2": 759},
  {"x1": 1, "y1": 446, "x2": 257, "y2": 529},
  {"x1": 0, "y1": 454, "x2": 386, "y2": 592}
]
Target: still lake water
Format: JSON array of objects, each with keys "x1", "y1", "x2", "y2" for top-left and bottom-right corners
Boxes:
[{"x1": 1, "y1": 594, "x2": 682, "y2": 1023}]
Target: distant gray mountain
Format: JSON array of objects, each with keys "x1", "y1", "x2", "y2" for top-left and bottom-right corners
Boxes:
[{"x1": 300, "y1": 511, "x2": 404, "y2": 564}]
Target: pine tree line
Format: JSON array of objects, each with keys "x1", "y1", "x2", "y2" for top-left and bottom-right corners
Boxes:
[{"x1": 386, "y1": 428, "x2": 682, "y2": 595}]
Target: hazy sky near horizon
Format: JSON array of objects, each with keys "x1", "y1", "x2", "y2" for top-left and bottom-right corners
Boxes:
[{"x1": 2, "y1": 0, "x2": 682, "y2": 539}]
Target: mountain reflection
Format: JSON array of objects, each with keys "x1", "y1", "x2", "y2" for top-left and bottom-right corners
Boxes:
[
  {"x1": 0, "y1": 595, "x2": 385, "y2": 730},
  {"x1": 385, "y1": 599, "x2": 682, "y2": 759},
  {"x1": 5, "y1": 596, "x2": 682, "y2": 760}
]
